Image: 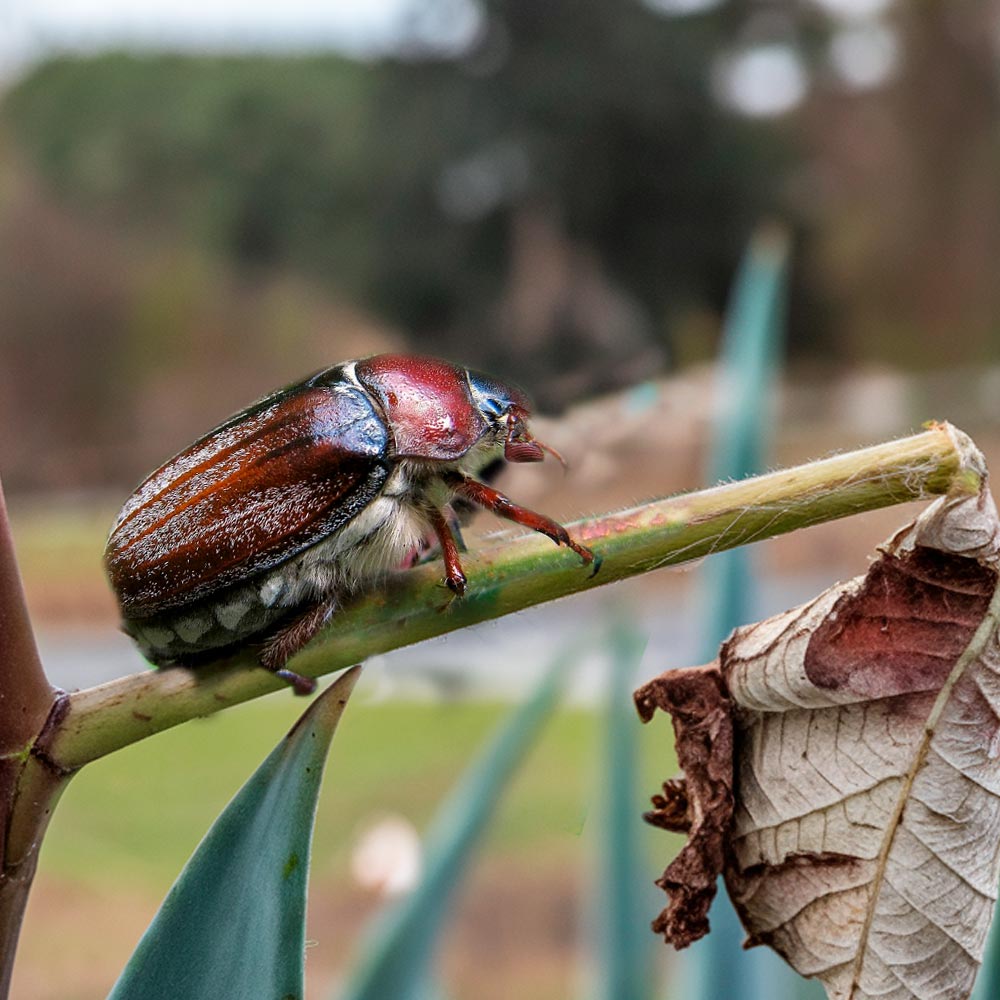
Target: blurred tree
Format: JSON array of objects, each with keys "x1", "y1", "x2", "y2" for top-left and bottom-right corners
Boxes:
[
  {"x1": 3, "y1": 0, "x2": 999, "y2": 495},
  {"x1": 1, "y1": 3, "x2": 789, "y2": 410},
  {"x1": 1, "y1": 54, "x2": 376, "y2": 288},
  {"x1": 0, "y1": 56, "x2": 396, "y2": 489},
  {"x1": 0, "y1": 139, "x2": 132, "y2": 491},
  {"x1": 801, "y1": 0, "x2": 1000, "y2": 366},
  {"x1": 365, "y1": 0, "x2": 788, "y2": 402}
]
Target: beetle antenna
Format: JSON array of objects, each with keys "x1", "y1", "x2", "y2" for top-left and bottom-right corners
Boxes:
[{"x1": 536, "y1": 438, "x2": 569, "y2": 471}]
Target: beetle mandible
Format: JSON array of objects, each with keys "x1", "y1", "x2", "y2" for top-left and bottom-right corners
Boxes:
[{"x1": 105, "y1": 354, "x2": 597, "y2": 694}]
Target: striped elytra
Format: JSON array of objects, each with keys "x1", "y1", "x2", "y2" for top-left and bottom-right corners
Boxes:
[{"x1": 106, "y1": 354, "x2": 596, "y2": 693}]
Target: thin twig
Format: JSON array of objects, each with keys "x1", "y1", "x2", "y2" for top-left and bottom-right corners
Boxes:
[{"x1": 43, "y1": 422, "x2": 982, "y2": 771}]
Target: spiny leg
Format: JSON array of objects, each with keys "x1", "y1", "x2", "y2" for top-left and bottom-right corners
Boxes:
[
  {"x1": 444, "y1": 473, "x2": 597, "y2": 568},
  {"x1": 429, "y1": 506, "x2": 468, "y2": 596},
  {"x1": 400, "y1": 511, "x2": 467, "y2": 570},
  {"x1": 259, "y1": 597, "x2": 338, "y2": 695}
]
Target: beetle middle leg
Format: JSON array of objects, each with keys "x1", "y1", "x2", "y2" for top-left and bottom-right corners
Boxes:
[
  {"x1": 444, "y1": 473, "x2": 597, "y2": 568},
  {"x1": 429, "y1": 506, "x2": 468, "y2": 596},
  {"x1": 259, "y1": 597, "x2": 338, "y2": 695}
]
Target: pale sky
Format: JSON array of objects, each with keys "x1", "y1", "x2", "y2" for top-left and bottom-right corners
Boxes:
[
  {"x1": 0, "y1": 0, "x2": 481, "y2": 78},
  {"x1": 0, "y1": 0, "x2": 896, "y2": 111},
  {"x1": 0, "y1": 0, "x2": 890, "y2": 60},
  {"x1": 5, "y1": 0, "x2": 416, "y2": 49}
]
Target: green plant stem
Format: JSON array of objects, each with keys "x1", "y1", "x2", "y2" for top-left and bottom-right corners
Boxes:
[{"x1": 42, "y1": 421, "x2": 982, "y2": 772}]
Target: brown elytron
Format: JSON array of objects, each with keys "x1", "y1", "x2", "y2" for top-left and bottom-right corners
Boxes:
[{"x1": 106, "y1": 355, "x2": 596, "y2": 692}]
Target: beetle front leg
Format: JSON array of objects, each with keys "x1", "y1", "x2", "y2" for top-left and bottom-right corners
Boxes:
[
  {"x1": 259, "y1": 597, "x2": 338, "y2": 695},
  {"x1": 444, "y1": 473, "x2": 597, "y2": 568}
]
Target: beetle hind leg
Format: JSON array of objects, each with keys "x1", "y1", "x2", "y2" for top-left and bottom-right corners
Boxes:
[{"x1": 259, "y1": 597, "x2": 339, "y2": 695}]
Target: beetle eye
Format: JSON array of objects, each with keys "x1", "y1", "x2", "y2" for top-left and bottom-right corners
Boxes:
[{"x1": 480, "y1": 397, "x2": 505, "y2": 418}]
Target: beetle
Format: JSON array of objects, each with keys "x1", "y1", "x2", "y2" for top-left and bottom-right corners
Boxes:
[{"x1": 105, "y1": 354, "x2": 597, "y2": 694}]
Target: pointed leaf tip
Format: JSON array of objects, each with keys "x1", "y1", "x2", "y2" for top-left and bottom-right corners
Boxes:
[{"x1": 108, "y1": 666, "x2": 361, "y2": 1000}]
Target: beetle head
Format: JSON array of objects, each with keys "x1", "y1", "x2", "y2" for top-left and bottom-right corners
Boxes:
[{"x1": 466, "y1": 370, "x2": 566, "y2": 467}]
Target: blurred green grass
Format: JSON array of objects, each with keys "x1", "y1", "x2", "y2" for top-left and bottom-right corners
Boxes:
[{"x1": 41, "y1": 690, "x2": 680, "y2": 893}]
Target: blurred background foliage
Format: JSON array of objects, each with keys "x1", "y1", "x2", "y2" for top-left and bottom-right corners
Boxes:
[
  {"x1": 4, "y1": 2, "x2": 1000, "y2": 996},
  {"x1": 3, "y1": 0, "x2": 999, "y2": 494}
]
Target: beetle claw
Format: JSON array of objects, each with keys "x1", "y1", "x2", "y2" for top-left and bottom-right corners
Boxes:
[
  {"x1": 274, "y1": 668, "x2": 318, "y2": 696},
  {"x1": 563, "y1": 535, "x2": 596, "y2": 568}
]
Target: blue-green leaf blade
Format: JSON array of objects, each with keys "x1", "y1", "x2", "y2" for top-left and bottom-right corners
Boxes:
[
  {"x1": 594, "y1": 620, "x2": 652, "y2": 1000},
  {"x1": 684, "y1": 229, "x2": 824, "y2": 1000},
  {"x1": 339, "y1": 647, "x2": 575, "y2": 1000},
  {"x1": 707, "y1": 223, "x2": 789, "y2": 488},
  {"x1": 108, "y1": 666, "x2": 361, "y2": 1000},
  {"x1": 972, "y1": 899, "x2": 1000, "y2": 1000},
  {"x1": 701, "y1": 224, "x2": 789, "y2": 647}
]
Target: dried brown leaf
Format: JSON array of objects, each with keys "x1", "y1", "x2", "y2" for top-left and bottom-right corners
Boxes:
[
  {"x1": 635, "y1": 664, "x2": 733, "y2": 947},
  {"x1": 638, "y1": 485, "x2": 1000, "y2": 1000}
]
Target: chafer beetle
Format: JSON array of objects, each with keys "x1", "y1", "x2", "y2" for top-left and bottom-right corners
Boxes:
[{"x1": 105, "y1": 354, "x2": 596, "y2": 694}]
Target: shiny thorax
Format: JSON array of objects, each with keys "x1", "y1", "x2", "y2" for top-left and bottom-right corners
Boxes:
[{"x1": 105, "y1": 354, "x2": 595, "y2": 693}]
